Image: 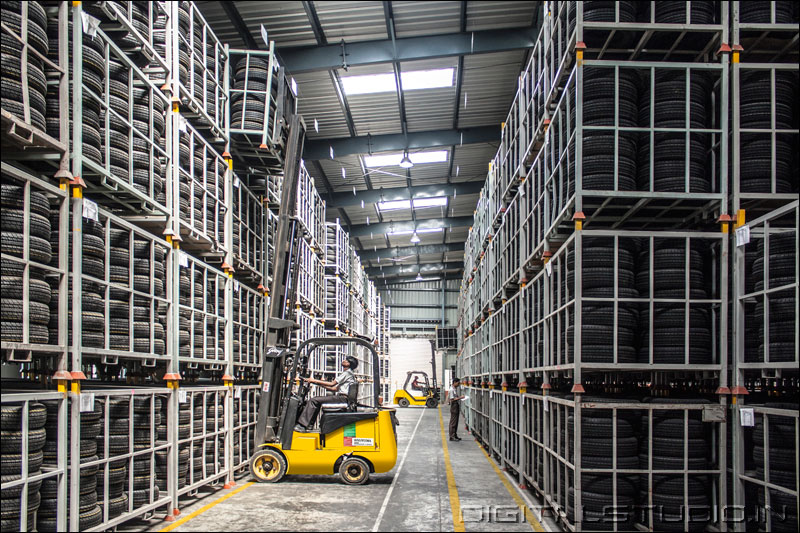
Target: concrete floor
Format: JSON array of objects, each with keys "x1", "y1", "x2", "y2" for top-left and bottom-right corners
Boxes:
[{"x1": 122, "y1": 407, "x2": 555, "y2": 532}]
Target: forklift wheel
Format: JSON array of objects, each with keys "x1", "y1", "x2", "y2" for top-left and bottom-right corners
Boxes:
[
  {"x1": 425, "y1": 398, "x2": 438, "y2": 408},
  {"x1": 339, "y1": 457, "x2": 370, "y2": 485},
  {"x1": 397, "y1": 398, "x2": 410, "y2": 408},
  {"x1": 250, "y1": 449, "x2": 287, "y2": 483}
]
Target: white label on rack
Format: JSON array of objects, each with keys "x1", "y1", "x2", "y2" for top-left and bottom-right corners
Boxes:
[
  {"x1": 233, "y1": 176, "x2": 240, "y2": 188},
  {"x1": 80, "y1": 393, "x2": 95, "y2": 413},
  {"x1": 260, "y1": 24, "x2": 269, "y2": 47},
  {"x1": 179, "y1": 251, "x2": 189, "y2": 268},
  {"x1": 314, "y1": 118, "x2": 319, "y2": 133},
  {"x1": 81, "y1": 12, "x2": 101, "y2": 37},
  {"x1": 543, "y1": 395, "x2": 549, "y2": 411},
  {"x1": 291, "y1": 77, "x2": 298, "y2": 97},
  {"x1": 178, "y1": 389, "x2": 187, "y2": 403},
  {"x1": 82, "y1": 199, "x2": 99, "y2": 222},
  {"x1": 735, "y1": 225, "x2": 750, "y2": 247},
  {"x1": 262, "y1": 381, "x2": 270, "y2": 393},
  {"x1": 234, "y1": 280, "x2": 239, "y2": 293},
  {"x1": 342, "y1": 167, "x2": 346, "y2": 179},
  {"x1": 234, "y1": 387, "x2": 241, "y2": 399},
  {"x1": 740, "y1": 408, "x2": 754, "y2": 427},
  {"x1": 330, "y1": 146, "x2": 335, "y2": 160},
  {"x1": 545, "y1": 261, "x2": 552, "y2": 276},
  {"x1": 178, "y1": 115, "x2": 188, "y2": 133}
]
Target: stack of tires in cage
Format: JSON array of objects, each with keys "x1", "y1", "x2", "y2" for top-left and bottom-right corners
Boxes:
[{"x1": 457, "y1": 2, "x2": 798, "y2": 532}]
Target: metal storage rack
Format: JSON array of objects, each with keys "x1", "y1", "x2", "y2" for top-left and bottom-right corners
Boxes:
[
  {"x1": 727, "y1": 4, "x2": 798, "y2": 531},
  {"x1": 0, "y1": 2, "x2": 345, "y2": 530},
  {"x1": 452, "y1": 3, "x2": 797, "y2": 532}
]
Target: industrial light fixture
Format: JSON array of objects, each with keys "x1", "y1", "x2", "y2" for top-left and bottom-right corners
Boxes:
[
  {"x1": 410, "y1": 231, "x2": 421, "y2": 243},
  {"x1": 399, "y1": 150, "x2": 413, "y2": 169},
  {"x1": 415, "y1": 272, "x2": 424, "y2": 281}
]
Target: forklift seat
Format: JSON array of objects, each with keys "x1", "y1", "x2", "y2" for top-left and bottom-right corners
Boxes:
[{"x1": 320, "y1": 384, "x2": 358, "y2": 412}]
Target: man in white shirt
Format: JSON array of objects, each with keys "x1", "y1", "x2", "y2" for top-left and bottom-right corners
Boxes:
[
  {"x1": 446, "y1": 377, "x2": 464, "y2": 441},
  {"x1": 295, "y1": 356, "x2": 358, "y2": 431}
]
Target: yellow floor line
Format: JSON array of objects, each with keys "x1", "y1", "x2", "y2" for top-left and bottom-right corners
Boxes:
[
  {"x1": 438, "y1": 406, "x2": 466, "y2": 532},
  {"x1": 160, "y1": 481, "x2": 255, "y2": 532},
  {"x1": 475, "y1": 443, "x2": 545, "y2": 532}
]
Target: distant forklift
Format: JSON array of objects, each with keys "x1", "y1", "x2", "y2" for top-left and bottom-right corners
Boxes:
[{"x1": 393, "y1": 340, "x2": 440, "y2": 408}]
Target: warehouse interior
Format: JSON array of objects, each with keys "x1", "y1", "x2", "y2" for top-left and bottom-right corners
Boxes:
[{"x1": 0, "y1": 1, "x2": 798, "y2": 532}]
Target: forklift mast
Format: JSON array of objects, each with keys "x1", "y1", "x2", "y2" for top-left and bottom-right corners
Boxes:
[{"x1": 255, "y1": 114, "x2": 307, "y2": 446}]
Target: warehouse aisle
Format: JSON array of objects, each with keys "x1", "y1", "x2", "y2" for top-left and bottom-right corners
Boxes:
[{"x1": 122, "y1": 407, "x2": 548, "y2": 532}]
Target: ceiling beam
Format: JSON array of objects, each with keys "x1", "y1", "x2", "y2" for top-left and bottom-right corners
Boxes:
[
  {"x1": 220, "y1": 2, "x2": 258, "y2": 49},
  {"x1": 359, "y1": 242, "x2": 464, "y2": 261},
  {"x1": 366, "y1": 261, "x2": 464, "y2": 277},
  {"x1": 278, "y1": 26, "x2": 538, "y2": 73},
  {"x1": 347, "y1": 216, "x2": 472, "y2": 237},
  {"x1": 304, "y1": 126, "x2": 498, "y2": 160},
  {"x1": 328, "y1": 182, "x2": 483, "y2": 207}
]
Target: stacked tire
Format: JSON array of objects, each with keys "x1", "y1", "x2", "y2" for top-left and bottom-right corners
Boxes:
[
  {"x1": 1, "y1": 180, "x2": 52, "y2": 345},
  {"x1": 153, "y1": 397, "x2": 190, "y2": 492},
  {"x1": 85, "y1": 1, "x2": 151, "y2": 55},
  {"x1": 567, "y1": 67, "x2": 640, "y2": 197},
  {"x1": 45, "y1": 219, "x2": 107, "y2": 348},
  {"x1": 128, "y1": 397, "x2": 161, "y2": 510},
  {"x1": 231, "y1": 56, "x2": 270, "y2": 131},
  {"x1": 107, "y1": 232, "x2": 167, "y2": 355},
  {"x1": 738, "y1": 70, "x2": 798, "y2": 194},
  {"x1": 750, "y1": 231, "x2": 796, "y2": 363},
  {"x1": 636, "y1": 239, "x2": 713, "y2": 364},
  {"x1": 102, "y1": 56, "x2": 166, "y2": 200},
  {"x1": 638, "y1": 70, "x2": 712, "y2": 193},
  {"x1": 752, "y1": 403, "x2": 798, "y2": 533},
  {"x1": 566, "y1": 397, "x2": 640, "y2": 531},
  {"x1": 566, "y1": 238, "x2": 639, "y2": 364},
  {"x1": 639, "y1": 398, "x2": 712, "y2": 532},
  {"x1": 1, "y1": 1, "x2": 48, "y2": 132},
  {"x1": 94, "y1": 398, "x2": 132, "y2": 520},
  {"x1": 0, "y1": 402, "x2": 47, "y2": 531},
  {"x1": 739, "y1": 1, "x2": 795, "y2": 23},
  {"x1": 39, "y1": 400, "x2": 103, "y2": 531}
]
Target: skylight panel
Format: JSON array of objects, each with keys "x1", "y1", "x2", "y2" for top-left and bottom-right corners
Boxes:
[
  {"x1": 413, "y1": 197, "x2": 448, "y2": 209},
  {"x1": 401, "y1": 68, "x2": 454, "y2": 90},
  {"x1": 340, "y1": 68, "x2": 455, "y2": 96},
  {"x1": 377, "y1": 200, "x2": 412, "y2": 211},
  {"x1": 340, "y1": 73, "x2": 396, "y2": 96}
]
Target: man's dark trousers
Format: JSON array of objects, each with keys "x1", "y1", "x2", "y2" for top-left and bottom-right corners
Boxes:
[
  {"x1": 297, "y1": 394, "x2": 347, "y2": 428},
  {"x1": 449, "y1": 400, "x2": 460, "y2": 439}
]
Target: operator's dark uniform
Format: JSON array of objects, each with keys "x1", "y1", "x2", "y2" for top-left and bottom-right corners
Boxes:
[{"x1": 448, "y1": 383, "x2": 461, "y2": 440}]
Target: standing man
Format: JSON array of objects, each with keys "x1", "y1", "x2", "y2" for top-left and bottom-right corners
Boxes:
[
  {"x1": 446, "y1": 377, "x2": 465, "y2": 441},
  {"x1": 295, "y1": 356, "x2": 358, "y2": 432}
]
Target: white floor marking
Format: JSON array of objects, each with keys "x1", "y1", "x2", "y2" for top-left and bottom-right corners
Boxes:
[{"x1": 371, "y1": 409, "x2": 426, "y2": 532}]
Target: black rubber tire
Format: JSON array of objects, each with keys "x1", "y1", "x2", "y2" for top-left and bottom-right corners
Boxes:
[
  {"x1": 0, "y1": 471, "x2": 43, "y2": 499},
  {"x1": 0, "y1": 427, "x2": 47, "y2": 453},
  {"x1": 0, "y1": 450, "x2": 44, "y2": 475},
  {"x1": 0, "y1": 403, "x2": 47, "y2": 430}
]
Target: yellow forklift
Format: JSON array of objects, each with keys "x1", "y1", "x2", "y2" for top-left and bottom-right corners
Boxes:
[
  {"x1": 248, "y1": 116, "x2": 398, "y2": 485},
  {"x1": 393, "y1": 340, "x2": 440, "y2": 408},
  {"x1": 249, "y1": 336, "x2": 398, "y2": 484}
]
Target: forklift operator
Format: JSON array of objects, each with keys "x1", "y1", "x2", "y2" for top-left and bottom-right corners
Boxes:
[{"x1": 295, "y1": 356, "x2": 359, "y2": 432}]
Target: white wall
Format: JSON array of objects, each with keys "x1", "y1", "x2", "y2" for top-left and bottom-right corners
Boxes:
[{"x1": 389, "y1": 337, "x2": 442, "y2": 401}]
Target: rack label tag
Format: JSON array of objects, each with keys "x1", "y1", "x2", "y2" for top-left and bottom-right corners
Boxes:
[
  {"x1": 735, "y1": 225, "x2": 750, "y2": 247},
  {"x1": 82, "y1": 199, "x2": 98, "y2": 222},
  {"x1": 179, "y1": 251, "x2": 189, "y2": 268},
  {"x1": 80, "y1": 393, "x2": 95, "y2": 412},
  {"x1": 178, "y1": 390, "x2": 187, "y2": 403},
  {"x1": 740, "y1": 408, "x2": 754, "y2": 427}
]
